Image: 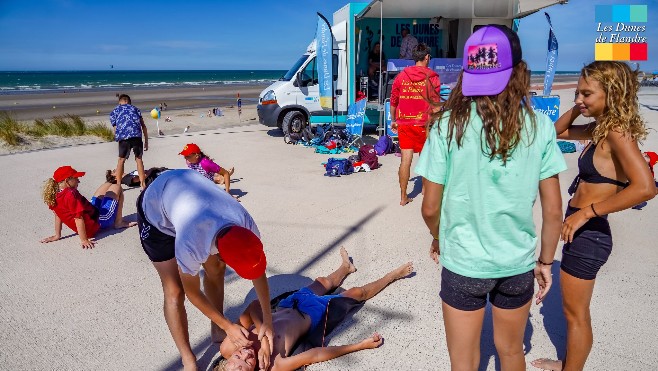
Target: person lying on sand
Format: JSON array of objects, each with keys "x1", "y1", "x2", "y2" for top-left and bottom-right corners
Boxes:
[{"x1": 215, "y1": 247, "x2": 413, "y2": 371}]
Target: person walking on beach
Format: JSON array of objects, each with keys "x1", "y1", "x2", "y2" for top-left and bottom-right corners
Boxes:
[
  {"x1": 216, "y1": 247, "x2": 412, "y2": 371},
  {"x1": 178, "y1": 143, "x2": 238, "y2": 200},
  {"x1": 137, "y1": 169, "x2": 273, "y2": 371},
  {"x1": 531, "y1": 61, "x2": 656, "y2": 371},
  {"x1": 399, "y1": 28, "x2": 418, "y2": 59},
  {"x1": 40, "y1": 166, "x2": 136, "y2": 249},
  {"x1": 416, "y1": 25, "x2": 566, "y2": 370},
  {"x1": 390, "y1": 43, "x2": 441, "y2": 205},
  {"x1": 110, "y1": 94, "x2": 148, "y2": 190}
]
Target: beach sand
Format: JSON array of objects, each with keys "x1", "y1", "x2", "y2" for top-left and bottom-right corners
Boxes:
[
  {"x1": 0, "y1": 81, "x2": 657, "y2": 370},
  {"x1": 0, "y1": 84, "x2": 268, "y2": 155},
  {"x1": 1, "y1": 78, "x2": 580, "y2": 155}
]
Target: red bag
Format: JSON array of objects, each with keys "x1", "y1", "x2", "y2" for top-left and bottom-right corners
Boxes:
[{"x1": 358, "y1": 144, "x2": 379, "y2": 169}]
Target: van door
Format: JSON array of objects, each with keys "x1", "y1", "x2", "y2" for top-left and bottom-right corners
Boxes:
[{"x1": 295, "y1": 57, "x2": 322, "y2": 112}]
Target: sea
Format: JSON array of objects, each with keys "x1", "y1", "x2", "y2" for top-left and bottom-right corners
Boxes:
[
  {"x1": 0, "y1": 69, "x2": 578, "y2": 94},
  {"x1": 0, "y1": 70, "x2": 287, "y2": 94}
]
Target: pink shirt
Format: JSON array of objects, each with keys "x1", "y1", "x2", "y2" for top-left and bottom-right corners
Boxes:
[{"x1": 186, "y1": 157, "x2": 221, "y2": 180}]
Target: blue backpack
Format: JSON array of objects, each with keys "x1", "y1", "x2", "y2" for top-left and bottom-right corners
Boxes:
[
  {"x1": 374, "y1": 135, "x2": 394, "y2": 156},
  {"x1": 324, "y1": 158, "x2": 353, "y2": 177}
]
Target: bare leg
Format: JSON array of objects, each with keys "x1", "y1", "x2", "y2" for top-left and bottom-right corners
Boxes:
[
  {"x1": 104, "y1": 183, "x2": 136, "y2": 229},
  {"x1": 115, "y1": 157, "x2": 127, "y2": 187},
  {"x1": 399, "y1": 149, "x2": 414, "y2": 206},
  {"x1": 227, "y1": 167, "x2": 235, "y2": 176},
  {"x1": 307, "y1": 247, "x2": 357, "y2": 295},
  {"x1": 93, "y1": 182, "x2": 112, "y2": 197},
  {"x1": 492, "y1": 301, "x2": 532, "y2": 371},
  {"x1": 532, "y1": 270, "x2": 595, "y2": 371},
  {"x1": 153, "y1": 259, "x2": 197, "y2": 371},
  {"x1": 202, "y1": 254, "x2": 227, "y2": 343},
  {"x1": 443, "y1": 302, "x2": 485, "y2": 371},
  {"x1": 341, "y1": 262, "x2": 413, "y2": 302},
  {"x1": 135, "y1": 157, "x2": 146, "y2": 190}
]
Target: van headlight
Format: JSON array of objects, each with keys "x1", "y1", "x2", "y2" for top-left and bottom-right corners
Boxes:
[{"x1": 261, "y1": 90, "x2": 277, "y2": 105}]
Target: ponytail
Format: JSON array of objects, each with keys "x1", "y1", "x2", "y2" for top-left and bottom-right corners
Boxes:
[{"x1": 42, "y1": 178, "x2": 59, "y2": 207}]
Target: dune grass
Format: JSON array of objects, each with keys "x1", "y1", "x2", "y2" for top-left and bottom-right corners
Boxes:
[{"x1": 0, "y1": 112, "x2": 114, "y2": 146}]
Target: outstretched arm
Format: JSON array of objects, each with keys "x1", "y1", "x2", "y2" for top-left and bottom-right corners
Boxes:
[
  {"x1": 40, "y1": 213, "x2": 63, "y2": 243},
  {"x1": 272, "y1": 333, "x2": 383, "y2": 371},
  {"x1": 178, "y1": 268, "x2": 253, "y2": 348},
  {"x1": 140, "y1": 118, "x2": 149, "y2": 151}
]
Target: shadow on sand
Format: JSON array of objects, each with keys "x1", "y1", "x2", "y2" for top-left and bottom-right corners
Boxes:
[{"x1": 158, "y1": 206, "x2": 387, "y2": 371}]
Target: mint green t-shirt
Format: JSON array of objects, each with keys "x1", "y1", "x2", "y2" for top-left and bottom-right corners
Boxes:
[{"x1": 415, "y1": 104, "x2": 567, "y2": 278}]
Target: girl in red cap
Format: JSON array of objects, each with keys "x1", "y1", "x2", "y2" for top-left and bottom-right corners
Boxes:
[
  {"x1": 179, "y1": 143, "x2": 237, "y2": 200},
  {"x1": 40, "y1": 166, "x2": 136, "y2": 249},
  {"x1": 532, "y1": 62, "x2": 656, "y2": 371}
]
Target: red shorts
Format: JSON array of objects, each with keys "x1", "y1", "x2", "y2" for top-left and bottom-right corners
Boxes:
[{"x1": 397, "y1": 125, "x2": 427, "y2": 153}]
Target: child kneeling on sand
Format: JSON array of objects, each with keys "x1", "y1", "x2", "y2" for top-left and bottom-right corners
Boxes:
[
  {"x1": 40, "y1": 166, "x2": 136, "y2": 249},
  {"x1": 179, "y1": 143, "x2": 238, "y2": 200}
]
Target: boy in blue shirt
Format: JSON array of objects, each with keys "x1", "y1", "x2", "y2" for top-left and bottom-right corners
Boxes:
[{"x1": 110, "y1": 94, "x2": 148, "y2": 190}]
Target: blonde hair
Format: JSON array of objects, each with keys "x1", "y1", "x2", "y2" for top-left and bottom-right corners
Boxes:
[
  {"x1": 581, "y1": 61, "x2": 647, "y2": 143},
  {"x1": 42, "y1": 178, "x2": 59, "y2": 207},
  {"x1": 212, "y1": 358, "x2": 228, "y2": 371}
]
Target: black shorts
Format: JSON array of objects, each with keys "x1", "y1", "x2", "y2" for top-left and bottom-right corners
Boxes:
[
  {"x1": 560, "y1": 203, "x2": 613, "y2": 280},
  {"x1": 118, "y1": 137, "x2": 143, "y2": 159},
  {"x1": 440, "y1": 268, "x2": 534, "y2": 311},
  {"x1": 137, "y1": 191, "x2": 175, "y2": 262}
]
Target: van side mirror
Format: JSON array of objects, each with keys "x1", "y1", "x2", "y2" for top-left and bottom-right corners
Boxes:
[{"x1": 294, "y1": 72, "x2": 302, "y2": 87}]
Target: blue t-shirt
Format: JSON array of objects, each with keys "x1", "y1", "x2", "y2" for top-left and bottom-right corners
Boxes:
[
  {"x1": 110, "y1": 104, "x2": 143, "y2": 141},
  {"x1": 415, "y1": 104, "x2": 567, "y2": 279}
]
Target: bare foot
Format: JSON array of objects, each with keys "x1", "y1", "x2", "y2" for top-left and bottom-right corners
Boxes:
[
  {"x1": 390, "y1": 262, "x2": 414, "y2": 280},
  {"x1": 114, "y1": 220, "x2": 137, "y2": 229},
  {"x1": 182, "y1": 359, "x2": 198, "y2": 371},
  {"x1": 211, "y1": 322, "x2": 226, "y2": 344},
  {"x1": 340, "y1": 246, "x2": 357, "y2": 273},
  {"x1": 400, "y1": 197, "x2": 413, "y2": 206},
  {"x1": 530, "y1": 358, "x2": 562, "y2": 370},
  {"x1": 232, "y1": 194, "x2": 241, "y2": 202},
  {"x1": 228, "y1": 167, "x2": 235, "y2": 176}
]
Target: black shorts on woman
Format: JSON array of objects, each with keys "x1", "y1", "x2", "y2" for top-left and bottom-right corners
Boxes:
[{"x1": 560, "y1": 202, "x2": 613, "y2": 280}]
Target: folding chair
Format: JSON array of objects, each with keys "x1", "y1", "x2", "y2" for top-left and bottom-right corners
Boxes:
[{"x1": 345, "y1": 98, "x2": 367, "y2": 148}]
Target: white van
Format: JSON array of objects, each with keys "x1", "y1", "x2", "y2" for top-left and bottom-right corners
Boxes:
[{"x1": 257, "y1": 0, "x2": 567, "y2": 135}]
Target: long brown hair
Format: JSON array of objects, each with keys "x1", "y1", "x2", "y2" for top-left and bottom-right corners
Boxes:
[
  {"x1": 431, "y1": 61, "x2": 535, "y2": 164},
  {"x1": 581, "y1": 61, "x2": 647, "y2": 143}
]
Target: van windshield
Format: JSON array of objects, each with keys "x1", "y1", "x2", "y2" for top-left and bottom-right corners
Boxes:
[{"x1": 280, "y1": 55, "x2": 310, "y2": 81}]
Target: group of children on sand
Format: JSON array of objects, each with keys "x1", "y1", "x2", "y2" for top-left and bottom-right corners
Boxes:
[{"x1": 37, "y1": 24, "x2": 657, "y2": 371}]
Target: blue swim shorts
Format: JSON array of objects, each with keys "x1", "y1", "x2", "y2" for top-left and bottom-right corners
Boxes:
[
  {"x1": 277, "y1": 287, "x2": 343, "y2": 330},
  {"x1": 90, "y1": 196, "x2": 118, "y2": 229}
]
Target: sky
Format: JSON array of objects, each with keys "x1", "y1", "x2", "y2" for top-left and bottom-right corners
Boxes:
[{"x1": 0, "y1": 0, "x2": 656, "y2": 72}]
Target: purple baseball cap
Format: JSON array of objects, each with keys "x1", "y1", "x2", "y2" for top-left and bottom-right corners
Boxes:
[{"x1": 462, "y1": 25, "x2": 522, "y2": 96}]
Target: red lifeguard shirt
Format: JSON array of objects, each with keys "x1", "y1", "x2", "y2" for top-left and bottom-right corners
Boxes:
[
  {"x1": 390, "y1": 65, "x2": 441, "y2": 126},
  {"x1": 49, "y1": 187, "x2": 100, "y2": 238}
]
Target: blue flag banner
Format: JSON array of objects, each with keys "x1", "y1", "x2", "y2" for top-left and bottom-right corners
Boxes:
[
  {"x1": 543, "y1": 12, "x2": 558, "y2": 96},
  {"x1": 316, "y1": 13, "x2": 334, "y2": 111},
  {"x1": 530, "y1": 95, "x2": 560, "y2": 123},
  {"x1": 384, "y1": 101, "x2": 397, "y2": 138},
  {"x1": 345, "y1": 98, "x2": 367, "y2": 137}
]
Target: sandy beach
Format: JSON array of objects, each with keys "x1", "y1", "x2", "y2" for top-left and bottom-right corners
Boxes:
[{"x1": 1, "y1": 81, "x2": 657, "y2": 370}]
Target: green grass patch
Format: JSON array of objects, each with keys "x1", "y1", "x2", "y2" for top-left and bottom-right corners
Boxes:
[{"x1": 0, "y1": 112, "x2": 114, "y2": 147}]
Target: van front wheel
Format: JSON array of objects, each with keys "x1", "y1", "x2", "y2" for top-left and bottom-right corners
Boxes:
[{"x1": 281, "y1": 110, "x2": 306, "y2": 135}]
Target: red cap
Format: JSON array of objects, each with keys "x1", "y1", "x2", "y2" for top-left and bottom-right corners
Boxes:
[
  {"x1": 179, "y1": 143, "x2": 201, "y2": 156},
  {"x1": 217, "y1": 226, "x2": 266, "y2": 280},
  {"x1": 53, "y1": 166, "x2": 86, "y2": 182}
]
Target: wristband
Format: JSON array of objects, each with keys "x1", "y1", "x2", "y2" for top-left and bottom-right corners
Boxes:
[
  {"x1": 431, "y1": 233, "x2": 439, "y2": 241},
  {"x1": 590, "y1": 203, "x2": 601, "y2": 218},
  {"x1": 537, "y1": 258, "x2": 553, "y2": 266}
]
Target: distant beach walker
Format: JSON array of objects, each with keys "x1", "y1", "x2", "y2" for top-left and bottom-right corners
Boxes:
[{"x1": 0, "y1": 70, "x2": 286, "y2": 93}]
